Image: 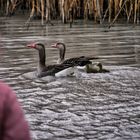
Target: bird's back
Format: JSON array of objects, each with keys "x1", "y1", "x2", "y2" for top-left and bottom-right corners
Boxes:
[
  {"x1": 62, "y1": 56, "x2": 98, "y2": 66},
  {"x1": 38, "y1": 63, "x2": 74, "y2": 77}
]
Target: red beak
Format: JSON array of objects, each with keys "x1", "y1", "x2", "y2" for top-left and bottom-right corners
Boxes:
[
  {"x1": 51, "y1": 43, "x2": 57, "y2": 48},
  {"x1": 27, "y1": 43, "x2": 36, "y2": 48}
]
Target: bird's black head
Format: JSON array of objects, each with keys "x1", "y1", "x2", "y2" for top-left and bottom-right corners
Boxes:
[{"x1": 27, "y1": 42, "x2": 45, "y2": 51}]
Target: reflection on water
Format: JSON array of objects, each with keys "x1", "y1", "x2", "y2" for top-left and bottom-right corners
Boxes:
[{"x1": 0, "y1": 17, "x2": 140, "y2": 140}]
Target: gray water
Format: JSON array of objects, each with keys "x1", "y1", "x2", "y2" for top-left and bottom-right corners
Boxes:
[{"x1": 0, "y1": 17, "x2": 140, "y2": 140}]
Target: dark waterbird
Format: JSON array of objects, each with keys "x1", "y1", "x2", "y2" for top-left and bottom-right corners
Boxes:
[
  {"x1": 51, "y1": 42, "x2": 98, "y2": 65},
  {"x1": 51, "y1": 42, "x2": 109, "y2": 73},
  {"x1": 27, "y1": 42, "x2": 94, "y2": 77}
]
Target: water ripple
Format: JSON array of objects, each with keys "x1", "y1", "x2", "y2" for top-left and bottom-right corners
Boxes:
[{"x1": 0, "y1": 17, "x2": 140, "y2": 139}]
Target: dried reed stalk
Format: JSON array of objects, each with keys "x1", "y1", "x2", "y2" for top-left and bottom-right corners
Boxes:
[
  {"x1": 114, "y1": 0, "x2": 120, "y2": 16},
  {"x1": 108, "y1": 0, "x2": 113, "y2": 23},
  {"x1": 0, "y1": 0, "x2": 140, "y2": 25},
  {"x1": 108, "y1": 0, "x2": 129, "y2": 28}
]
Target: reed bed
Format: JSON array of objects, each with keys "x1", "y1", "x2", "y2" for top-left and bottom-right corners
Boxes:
[{"x1": 0, "y1": 0, "x2": 140, "y2": 24}]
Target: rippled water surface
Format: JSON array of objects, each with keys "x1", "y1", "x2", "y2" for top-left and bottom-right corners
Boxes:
[{"x1": 0, "y1": 17, "x2": 140, "y2": 140}]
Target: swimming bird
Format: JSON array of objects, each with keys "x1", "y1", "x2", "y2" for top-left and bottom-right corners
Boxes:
[
  {"x1": 27, "y1": 42, "x2": 93, "y2": 78},
  {"x1": 85, "y1": 62, "x2": 110, "y2": 73},
  {"x1": 51, "y1": 42, "x2": 109, "y2": 73},
  {"x1": 51, "y1": 42, "x2": 98, "y2": 65}
]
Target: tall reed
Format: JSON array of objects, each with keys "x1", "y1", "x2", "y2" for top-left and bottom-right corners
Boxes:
[{"x1": 0, "y1": 0, "x2": 140, "y2": 24}]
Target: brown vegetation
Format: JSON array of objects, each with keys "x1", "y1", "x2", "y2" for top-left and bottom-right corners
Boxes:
[{"x1": 0, "y1": 0, "x2": 140, "y2": 24}]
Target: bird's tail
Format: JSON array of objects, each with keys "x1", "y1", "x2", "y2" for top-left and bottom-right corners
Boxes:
[{"x1": 87, "y1": 56, "x2": 99, "y2": 60}]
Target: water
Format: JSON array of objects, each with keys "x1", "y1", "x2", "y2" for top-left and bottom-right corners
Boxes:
[{"x1": 0, "y1": 16, "x2": 140, "y2": 140}]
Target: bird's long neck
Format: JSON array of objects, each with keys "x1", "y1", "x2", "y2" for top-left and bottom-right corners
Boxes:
[
  {"x1": 37, "y1": 45, "x2": 46, "y2": 73},
  {"x1": 58, "y1": 43, "x2": 66, "y2": 64}
]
